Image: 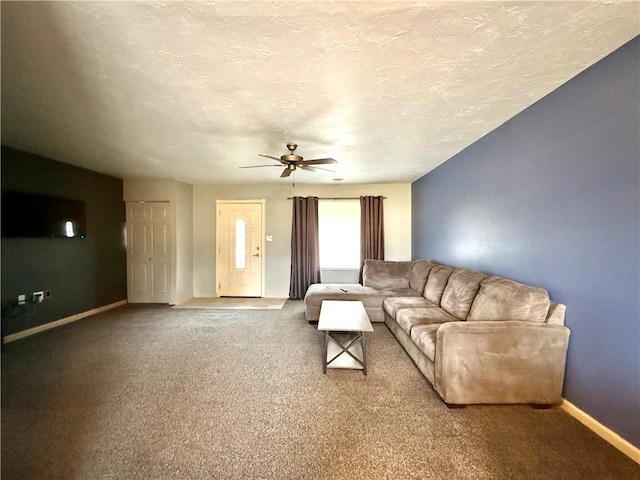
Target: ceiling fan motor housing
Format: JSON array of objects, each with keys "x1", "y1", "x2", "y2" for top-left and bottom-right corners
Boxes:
[
  {"x1": 282, "y1": 154, "x2": 303, "y2": 162},
  {"x1": 283, "y1": 143, "x2": 302, "y2": 162}
]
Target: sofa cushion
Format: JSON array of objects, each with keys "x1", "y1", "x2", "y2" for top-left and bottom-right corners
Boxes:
[
  {"x1": 382, "y1": 296, "x2": 437, "y2": 318},
  {"x1": 440, "y1": 268, "x2": 486, "y2": 320},
  {"x1": 424, "y1": 265, "x2": 454, "y2": 305},
  {"x1": 411, "y1": 323, "x2": 447, "y2": 361},
  {"x1": 409, "y1": 260, "x2": 437, "y2": 295},
  {"x1": 396, "y1": 307, "x2": 457, "y2": 336},
  {"x1": 392, "y1": 288, "x2": 421, "y2": 298},
  {"x1": 305, "y1": 284, "x2": 419, "y2": 308},
  {"x1": 468, "y1": 276, "x2": 550, "y2": 323},
  {"x1": 362, "y1": 260, "x2": 412, "y2": 289},
  {"x1": 304, "y1": 284, "x2": 421, "y2": 322},
  {"x1": 304, "y1": 284, "x2": 384, "y2": 312}
]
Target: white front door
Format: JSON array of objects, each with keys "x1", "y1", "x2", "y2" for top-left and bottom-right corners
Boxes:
[
  {"x1": 217, "y1": 201, "x2": 264, "y2": 297},
  {"x1": 126, "y1": 202, "x2": 171, "y2": 303}
]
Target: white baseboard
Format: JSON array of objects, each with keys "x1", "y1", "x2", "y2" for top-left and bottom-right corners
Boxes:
[
  {"x1": 560, "y1": 398, "x2": 640, "y2": 464},
  {"x1": 3, "y1": 300, "x2": 127, "y2": 343}
]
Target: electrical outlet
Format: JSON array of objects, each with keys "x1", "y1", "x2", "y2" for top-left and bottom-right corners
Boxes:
[
  {"x1": 45, "y1": 290, "x2": 52, "y2": 299},
  {"x1": 33, "y1": 291, "x2": 44, "y2": 303},
  {"x1": 18, "y1": 294, "x2": 26, "y2": 305}
]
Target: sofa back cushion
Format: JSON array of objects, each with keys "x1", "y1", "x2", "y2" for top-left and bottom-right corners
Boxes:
[
  {"x1": 423, "y1": 265, "x2": 454, "y2": 305},
  {"x1": 468, "y1": 275, "x2": 550, "y2": 323},
  {"x1": 409, "y1": 260, "x2": 437, "y2": 294},
  {"x1": 440, "y1": 268, "x2": 486, "y2": 320},
  {"x1": 362, "y1": 260, "x2": 412, "y2": 289}
]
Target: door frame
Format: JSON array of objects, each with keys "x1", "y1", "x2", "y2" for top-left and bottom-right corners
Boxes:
[{"x1": 215, "y1": 199, "x2": 266, "y2": 298}]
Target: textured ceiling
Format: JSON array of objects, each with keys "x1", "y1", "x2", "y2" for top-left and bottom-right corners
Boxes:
[{"x1": 1, "y1": 1, "x2": 638, "y2": 185}]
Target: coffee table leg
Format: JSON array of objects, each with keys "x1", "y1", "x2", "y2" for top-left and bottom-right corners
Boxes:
[
  {"x1": 362, "y1": 332, "x2": 367, "y2": 375},
  {"x1": 323, "y1": 330, "x2": 328, "y2": 374}
]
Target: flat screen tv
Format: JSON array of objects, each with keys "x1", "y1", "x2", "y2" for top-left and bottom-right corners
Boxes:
[{"x1": 2, "y1": 191, "x2": 87, "y2": 238}]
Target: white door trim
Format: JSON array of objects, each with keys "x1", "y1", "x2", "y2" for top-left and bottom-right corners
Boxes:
[{"x1": 216, "y1": 199, "x2": 266, "y2": 297}]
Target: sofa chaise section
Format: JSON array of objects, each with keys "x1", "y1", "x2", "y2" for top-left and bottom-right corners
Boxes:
[{"x1": 304, "y1": 260, "x2": 431, "y2": 322}]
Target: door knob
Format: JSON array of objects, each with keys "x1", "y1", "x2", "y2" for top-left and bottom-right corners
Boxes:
[{"x1": 253, "y1": 253, "x2": 260, "y2": 257}]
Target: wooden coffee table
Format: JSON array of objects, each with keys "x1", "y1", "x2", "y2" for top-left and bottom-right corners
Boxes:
[{"x1": 317, "y1": 300, "x2": 374, "y2": 375}]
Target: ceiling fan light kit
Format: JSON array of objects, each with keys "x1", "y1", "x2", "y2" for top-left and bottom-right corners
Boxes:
[{"x1": 241, "y1": 143, "x2": 338, "y2": 180}]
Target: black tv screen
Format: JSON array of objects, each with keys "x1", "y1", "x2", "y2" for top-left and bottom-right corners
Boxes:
[{"x1": 2, "y1": 191, "x2": 86, "y2": 238}]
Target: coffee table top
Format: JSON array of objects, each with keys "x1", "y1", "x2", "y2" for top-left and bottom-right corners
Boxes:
[{"x1": 317, "y1": 300, "x2": 373, "y2": 332}]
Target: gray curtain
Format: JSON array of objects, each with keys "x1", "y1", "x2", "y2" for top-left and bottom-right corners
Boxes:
[
  {"x1": 360, "y1": 195, "x2": 385, "y2": 283},
  {"x1": 289, "y1": 196, "x2": 321, "y2": 299}
]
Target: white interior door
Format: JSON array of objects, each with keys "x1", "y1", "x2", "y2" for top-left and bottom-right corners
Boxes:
[
  {"x1": 217, "y1": 201, "x2": 264, "y2": 297},
  {"x1": 126, "y1": 202, "x2": 171, "y2": 303}
]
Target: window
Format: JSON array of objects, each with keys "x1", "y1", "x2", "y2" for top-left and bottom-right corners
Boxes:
[
  {"x1": 318, "y1": 199, "x2": 360, "y2": 269},
  {"x1": 235, "y1": 219, "x2": 246, "y2": 269},
  {"x1": 65, "y1": 221, "x2": 75, "y2": 238}
]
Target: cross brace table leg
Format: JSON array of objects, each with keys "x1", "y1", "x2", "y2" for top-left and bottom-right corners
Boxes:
[{"x1": 323, "y1": 331, "x2": 368, "y2": 375}]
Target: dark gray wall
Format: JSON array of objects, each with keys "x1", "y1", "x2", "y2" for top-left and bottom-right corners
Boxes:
[
  {"x1": 1, "y1": 147, "x2": 127, "y2": 336},
  {"x1": 412, "y1": 37, "x2": 639, "y2": 447}
]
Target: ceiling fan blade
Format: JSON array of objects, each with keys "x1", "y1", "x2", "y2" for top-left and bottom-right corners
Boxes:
[
  {"x1": 280, "y1": 167, "x2": 293, "y2": 178},
  {"x1": 301, "y1": 158, "x2": 338, "y2": 165},
  {"x1": 258, "y1": 154, "x2": 283, "y2": 162},
  {"x1": 299, "y1": 165, "x2": 336, "y2": 175},
  {"x1": 239, "y1": 164, "x2": 281, "y2": 169}
]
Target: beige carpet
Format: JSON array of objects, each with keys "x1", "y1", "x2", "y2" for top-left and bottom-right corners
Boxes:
[
  {"x1": 2, "y1": 301, "x2": 638, "y2": 479},
  {"x1": 174, "y1": 296, "x2": 287, "y2": 309}
]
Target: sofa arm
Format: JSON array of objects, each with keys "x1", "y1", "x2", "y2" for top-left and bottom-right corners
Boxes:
[{"x1": 434, "y1": 321, "x2": 570, "y2": 405}]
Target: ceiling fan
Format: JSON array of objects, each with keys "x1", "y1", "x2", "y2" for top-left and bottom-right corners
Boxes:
[{"x1": 240, "y1": 143, "x2": 338, "y2": 178}]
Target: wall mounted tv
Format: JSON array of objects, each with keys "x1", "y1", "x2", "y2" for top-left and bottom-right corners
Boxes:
[{"x1": 2, "y1": 191, "x2": 87, "y2": 238}]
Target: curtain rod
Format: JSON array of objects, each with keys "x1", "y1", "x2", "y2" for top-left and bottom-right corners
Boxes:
[{"x1": 286, "y1": 196, "x2": 387, "y2": 200}]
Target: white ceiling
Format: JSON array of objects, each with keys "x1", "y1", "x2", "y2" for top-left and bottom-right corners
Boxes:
[{"x1": 2, "y1": 1, "x2": 638, "y2": 185}]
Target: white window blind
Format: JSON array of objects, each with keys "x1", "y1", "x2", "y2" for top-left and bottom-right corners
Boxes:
[{"x1": 318, "y1": 199, "x2": 360, "y2": 269}]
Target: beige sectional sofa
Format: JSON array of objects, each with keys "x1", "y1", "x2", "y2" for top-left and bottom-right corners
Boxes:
[{"x1": 304, "y1": 259, "x2": 571, "y2": 406}]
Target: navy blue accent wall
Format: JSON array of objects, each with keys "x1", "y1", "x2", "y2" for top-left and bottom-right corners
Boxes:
[
  {"x1": 1, "y1": 147, "x2": 127, "y2": 337},
  {"x1": 412, "y1": 37, "x2": 639, "y2": 447}
]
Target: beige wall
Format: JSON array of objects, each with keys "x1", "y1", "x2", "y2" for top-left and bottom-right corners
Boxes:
[
  {"x1": 123, "y1": 178, "x2": 194, "y2": 305},
  {"x1": 175, "y1": 181, "x2": 194, "y2": 304},
  {"x1": 193, "y1": 183, "x2": 412, "y2": 297}
]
